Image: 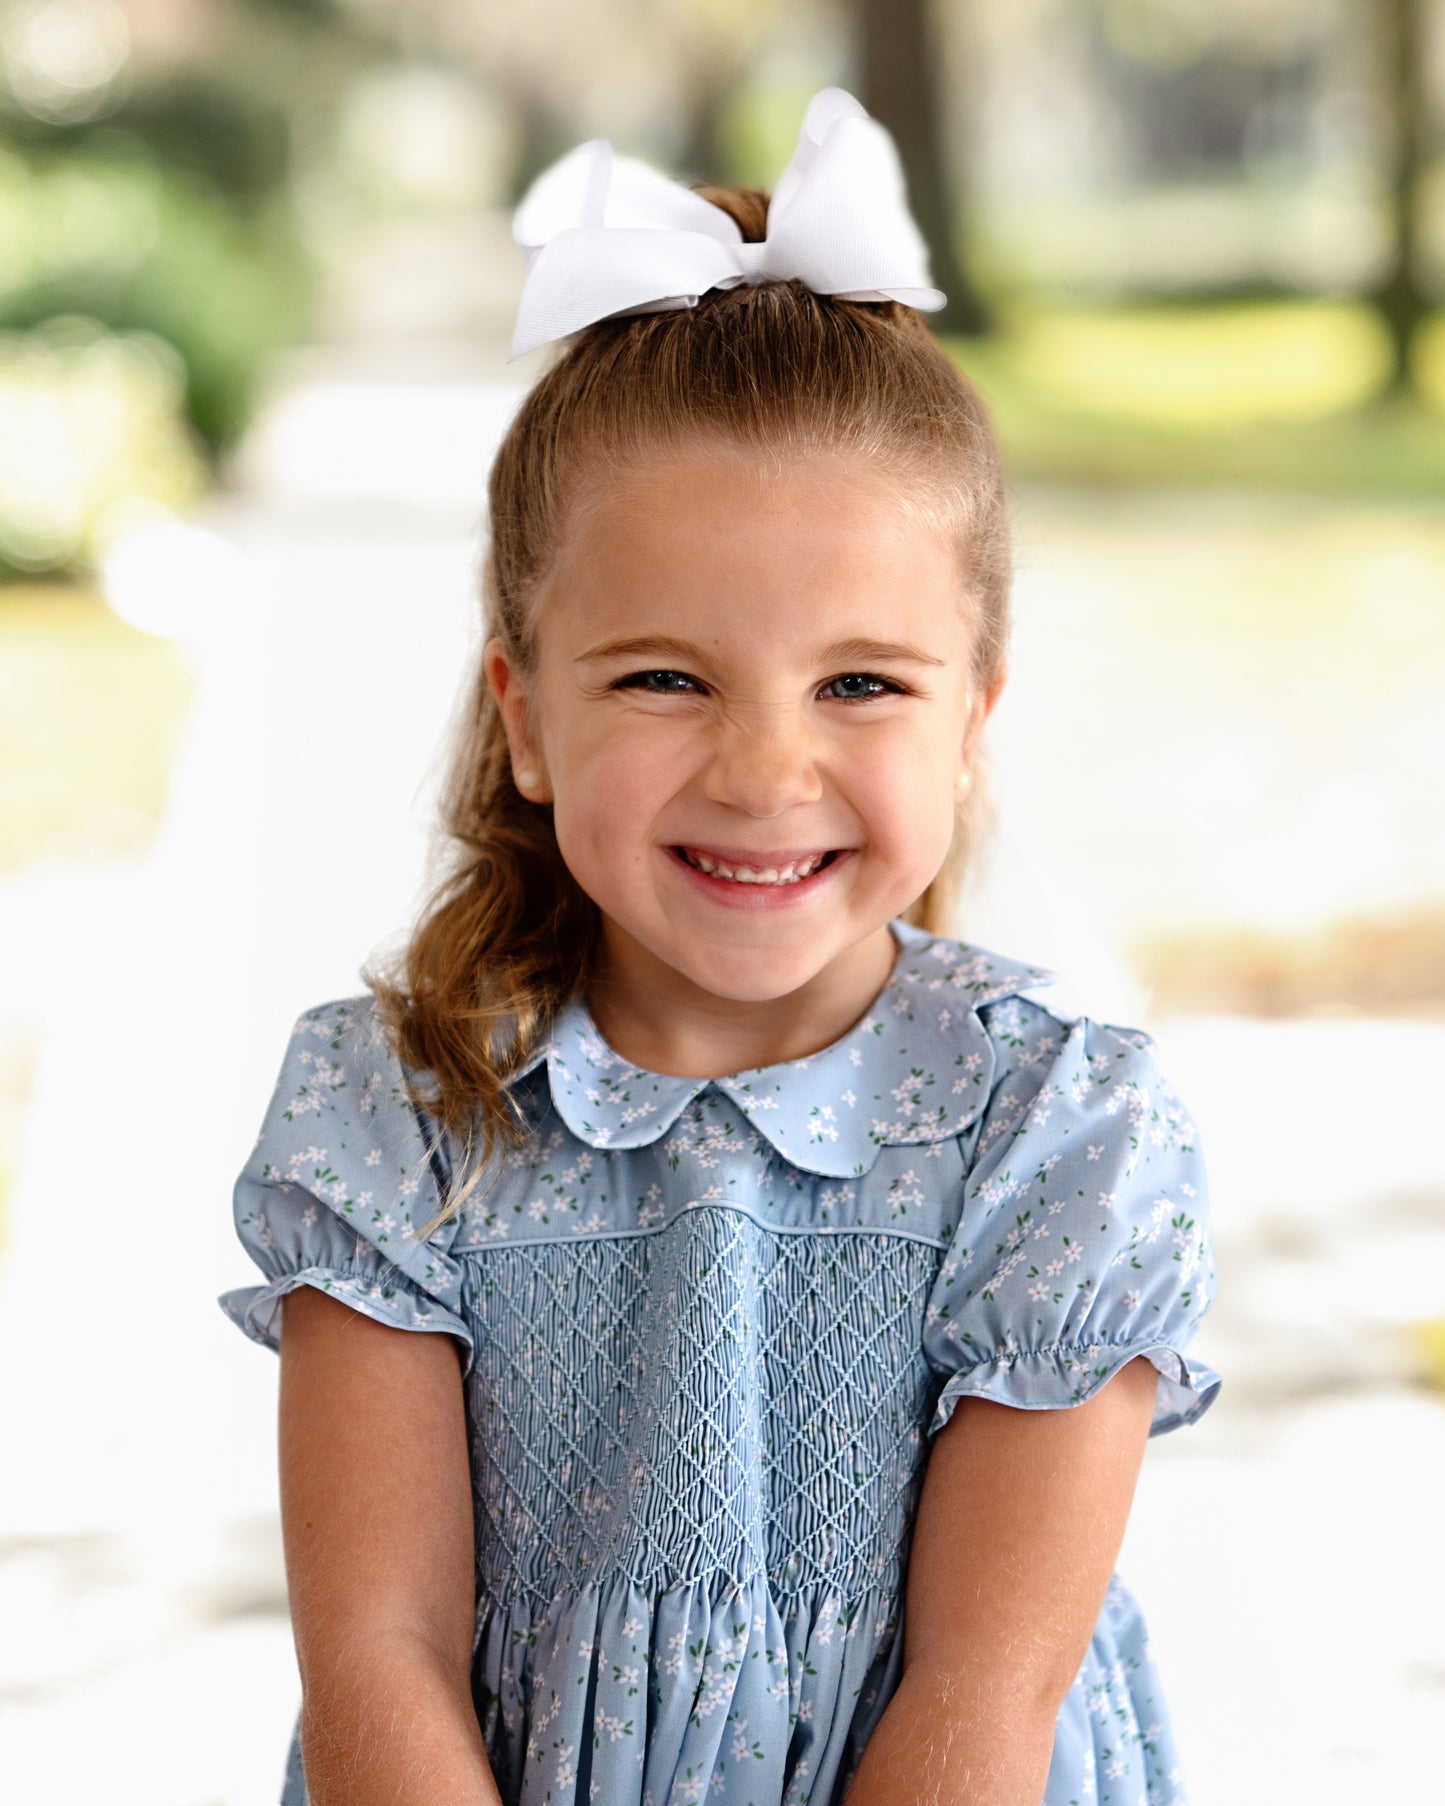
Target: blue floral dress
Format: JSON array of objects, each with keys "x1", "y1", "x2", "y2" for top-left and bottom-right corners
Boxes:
[{"x1": 219, "y1": 919, "x2": 1221, "y2": 1806}]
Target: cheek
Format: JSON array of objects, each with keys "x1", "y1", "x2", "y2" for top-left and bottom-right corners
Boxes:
[
  {"x1": 848, "y1": 722, "x2": 958, "y2": 840},
  {"x1": 547, "y1": 714, "x2": 683, "y2": 864}
]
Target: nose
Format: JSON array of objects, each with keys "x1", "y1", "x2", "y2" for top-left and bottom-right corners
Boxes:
[{"x1": 702, "y1": 710, "x2": 824, "y2": 817}]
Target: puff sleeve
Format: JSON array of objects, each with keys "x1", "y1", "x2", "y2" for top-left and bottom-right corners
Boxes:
[
  {"x1": 217, "y1": 997, "x2": 475, "y2": 1376},
  {"x1": 922, "y1": 999, "x2": 1221, "y2": 1440}
]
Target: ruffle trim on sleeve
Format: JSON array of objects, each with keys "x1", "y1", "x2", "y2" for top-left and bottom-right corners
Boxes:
[
  {"x1": 218, "y1": 1266, "x2": 475, "y2": 1375},
  {"x1": 928, "y1": 1338, "x2": 1222, "y2": 1441}
]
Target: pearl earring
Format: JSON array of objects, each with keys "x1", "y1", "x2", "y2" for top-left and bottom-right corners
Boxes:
[
  {"x1": 955, "y1": 769, "x2": 973, "y2": 797},
  {"x1": 515, "y1": 767, "x2": 539, "y2": 792}
]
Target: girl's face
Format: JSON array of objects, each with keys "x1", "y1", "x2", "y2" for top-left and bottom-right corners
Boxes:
[{"x1": 487, "y1": 444, "x2": 1002, "y2": 1030}]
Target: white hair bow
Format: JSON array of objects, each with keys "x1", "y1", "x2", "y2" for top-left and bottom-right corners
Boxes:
[{"x1": 508, "y1": 86, "x2": 946, "y2": 361}]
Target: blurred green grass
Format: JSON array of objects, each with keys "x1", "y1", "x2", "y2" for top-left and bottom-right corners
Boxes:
[
  {"x1": 947, "y1": 299, "x2": 1445, "y2": 494},
  {"x1": 0, "y1": 583, "x2": 195, "y2": 874}
]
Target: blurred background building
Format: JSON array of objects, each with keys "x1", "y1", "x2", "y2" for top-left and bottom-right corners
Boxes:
[{"x1": 1, "y1": 2, "x2": 1443, "y2": 1802}]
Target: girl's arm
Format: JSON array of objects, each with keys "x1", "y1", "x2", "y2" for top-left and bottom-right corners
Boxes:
[
  {"x1": 278, "y1": 1284, "x2": 503, "y2": 1806},
  {"x1": 843, "y1": 1354, "x2": 1160, "y2": 1806}
]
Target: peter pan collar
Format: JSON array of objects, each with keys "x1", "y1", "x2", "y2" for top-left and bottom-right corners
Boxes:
[{"x1": 506, "y1": 920, "x2": 1053, "y2": 1179}]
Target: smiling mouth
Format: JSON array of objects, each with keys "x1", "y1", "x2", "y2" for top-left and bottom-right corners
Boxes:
[{"x1": 673, "y1": 847, "x2": 841, "y2": 886}]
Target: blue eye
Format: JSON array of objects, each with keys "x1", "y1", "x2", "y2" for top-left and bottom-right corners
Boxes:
[
  {"x1": 822, "y1": 673, "x2": 900, "y2": 701},
  {"x1": 612, "y1": 669, "x2": 904, "y2": 700},
  {"x1": 616, "y1": 669, "x2": 702, "y2": 693}
]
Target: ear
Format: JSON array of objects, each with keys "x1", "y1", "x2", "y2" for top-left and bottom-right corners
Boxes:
[
  {"x1": 484, "y1": 637, "x2": 553, "y2": 803},
  {"x1": 960, "y1": 662, "x2": 1007, "y2": 768}
]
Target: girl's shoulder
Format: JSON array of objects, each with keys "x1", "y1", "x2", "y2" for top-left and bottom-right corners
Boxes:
[
  {"x1": 281, "y1": 990, "x2": 394, "y2": 1071},
  {"x1": 890, "y1": 917, "x2": 1152, "y2": 1062},
  {"x1": 894, "y1": 922, "x2": 1189, "y2": 1135},
  {"x1": 241, "y1": 989, "x2": 465, "y2": 1242},
  {"x1": 270, "y1": 991, "x2": 441, "y2": 1125},
  {"x1": 909, "y1": 932, "x2": 1219, "y2": 1440},
  {"x1": 220, "y1": 990, "x2": 474, "y2": 1369}
]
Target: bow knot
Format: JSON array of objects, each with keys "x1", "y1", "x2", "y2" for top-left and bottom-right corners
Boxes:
[
  {"x1": 734, "y1": 240, "x2": 770, "y2": 285},
  {"x1": 508, "y1": 87, "x2": 946, "y2": 361}
]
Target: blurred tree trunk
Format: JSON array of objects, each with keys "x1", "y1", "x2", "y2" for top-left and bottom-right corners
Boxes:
[
  {"x1": 854, "y1": 0, "x2": 990, "y2": 334},
  {"x1": 512, "y1": 87, "x2": 570, "y2": 193},
  {"x1": 1373, "y1": 0, "x2": 1430, "y2": 395},
  {"x1": 680, "y1": 71, "x2": 733, "y2": 188}
]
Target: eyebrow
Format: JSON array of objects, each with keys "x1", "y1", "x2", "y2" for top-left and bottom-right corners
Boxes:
[
  {"x1": 823, "y1": 636, "x2": 947, "y2": 668},
  {"x1": 576, "y1": 635, "x2": 709, "y2": 664},
  {"x1": 576, "y1": 633, "x2": 947, "y2": 667}
]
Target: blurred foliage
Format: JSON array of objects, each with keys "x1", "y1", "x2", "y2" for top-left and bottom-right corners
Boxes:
[
  {"x1": 0, "y1": 137, "x2": 310, "y2": 456},
  {"x1": 0, "y1": 314, "x2": 206, "y2": 575},
  {"x1": 2, "y1": 70, "x2": 295, "y2": 206},
  {"x1": 718, "y1": 75, "x2": 831, "y2": 190},
  {"x1": 0, "y1": 95, "x2": 311, "y2": 574},
  {"x1": 0, "y1": 0, "x2": 361, "y2": 578},
  {"x1": 950, "y1": 301, "x2": 1445, "y2": 494},
  {"x1": 0, "y1": 582, "x2": 195, "y2": 871},
  {"x1": 0, "y1": 0, "x2": 1438, "y2": 581}
]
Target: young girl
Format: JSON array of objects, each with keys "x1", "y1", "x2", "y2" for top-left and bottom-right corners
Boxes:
[{"x1": 220, "y1": 88, "x2": 1220, "y2": 1806}]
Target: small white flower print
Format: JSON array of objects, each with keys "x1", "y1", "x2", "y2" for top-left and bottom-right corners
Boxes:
[{"x1": 226, "y1": 944, "x2": 1217, "y2": 1806}]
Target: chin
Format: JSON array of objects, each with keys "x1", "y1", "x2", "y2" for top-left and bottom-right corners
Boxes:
[{"x1": 672, "y1": 942, "x2": 827, "y2": 1004}]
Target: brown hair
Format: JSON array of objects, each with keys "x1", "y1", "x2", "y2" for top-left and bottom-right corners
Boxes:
[{"x1": 364, "y1": 184, "x2": 1012, "y2": 1234}]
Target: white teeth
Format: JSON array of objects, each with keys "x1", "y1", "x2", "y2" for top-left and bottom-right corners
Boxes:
[{"x1": 682, "y1": 850, "x2": 828, "y2": 885}]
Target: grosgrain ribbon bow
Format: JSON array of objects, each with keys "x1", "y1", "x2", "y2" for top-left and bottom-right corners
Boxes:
[{"x1": 508, "y1": 86, "x2": 946, "y2": 361}]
